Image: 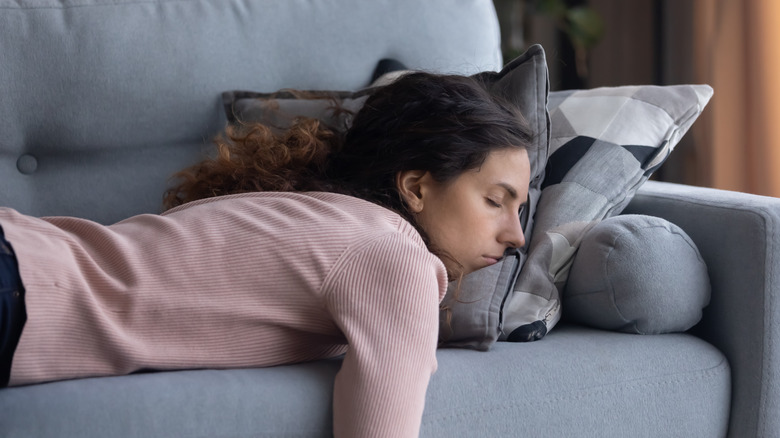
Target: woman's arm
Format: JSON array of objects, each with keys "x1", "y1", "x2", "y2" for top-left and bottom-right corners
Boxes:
[{"x1": 323, "y1": 232, "x2": 448, "y2": 438}]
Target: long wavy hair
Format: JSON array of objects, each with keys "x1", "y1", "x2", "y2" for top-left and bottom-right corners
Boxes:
[{"x1": 164, "y1": 72, "x2": 534, "y2": 271}]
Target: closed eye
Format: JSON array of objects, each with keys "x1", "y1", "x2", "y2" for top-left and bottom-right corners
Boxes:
[{"x1": 486, "y1": 198, "x2": 502, "y2": 208}]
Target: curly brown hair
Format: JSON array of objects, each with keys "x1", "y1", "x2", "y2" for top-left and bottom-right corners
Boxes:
[{"x1": 163, "y1": 117, "x2": 340, "y2": 209}]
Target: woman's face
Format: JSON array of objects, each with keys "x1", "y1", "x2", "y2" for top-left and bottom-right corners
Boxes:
[{"x1": 403, "y1": 148, "x2": 531, "y2": 276}]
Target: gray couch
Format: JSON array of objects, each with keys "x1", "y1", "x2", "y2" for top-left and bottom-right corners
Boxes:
[{"x1": 1, "y1": 0, "x2": 778, "y2": 437}]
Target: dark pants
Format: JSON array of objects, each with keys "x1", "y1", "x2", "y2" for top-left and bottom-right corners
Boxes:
[{"x1": 0, "y1": 225, "x2": 27, "y2": 388}]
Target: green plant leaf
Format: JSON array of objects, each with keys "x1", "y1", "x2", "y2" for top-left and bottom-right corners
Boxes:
[
  {"x1": 534, "y1": 0, "x2": 567, "y2": 18},
  {"x1": 565, "y1": 6, "x2": 605, "y2": 48}
]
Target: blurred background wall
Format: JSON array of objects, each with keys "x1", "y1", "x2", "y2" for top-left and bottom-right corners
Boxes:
[{"x1": 495, "y1": 0, "x2": 780, "y2": 197}]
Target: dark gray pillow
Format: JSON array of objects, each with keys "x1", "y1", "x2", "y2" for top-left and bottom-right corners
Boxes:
[
  {"x1": 563, "y1": 215, "x2": 711, "y2": 334},
  {"x1": 223, "y1": 88, "x2": 372, "y2": 134}
]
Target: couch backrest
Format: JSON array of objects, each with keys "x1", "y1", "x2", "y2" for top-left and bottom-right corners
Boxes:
[{"x1": 1, "y1": 0, "x2": 502, "y2": 224}]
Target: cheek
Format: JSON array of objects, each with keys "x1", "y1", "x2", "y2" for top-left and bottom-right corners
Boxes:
[
  {"x1": 421, "y1": 209, "x2": 469, "y2": 253},
  {"x1": 441, "y1": 205, "x2": 491, "y2": 249},
  {"x1": 419, "y1": 187, "x2": 490, "y2": 254}
]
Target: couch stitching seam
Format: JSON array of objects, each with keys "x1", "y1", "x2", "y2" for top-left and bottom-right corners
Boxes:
[{"x1": 424, "y1": 358, "x2": 729, "y2": 424}]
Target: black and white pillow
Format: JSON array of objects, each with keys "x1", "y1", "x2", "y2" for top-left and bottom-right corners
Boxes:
[{"x1": 499, "y1": 84, "x2": 714, "y2": 342}]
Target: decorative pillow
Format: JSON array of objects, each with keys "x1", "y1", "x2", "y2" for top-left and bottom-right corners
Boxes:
[
  {"x1": 563, "y1": 214, "x2": 711, "y2": 334},
  {"x1": 498, "y1": 83, "x2": 714, "y2": 342},
  {"x1": 222, "y1": 46, "x2": 551, "y2": 351}
]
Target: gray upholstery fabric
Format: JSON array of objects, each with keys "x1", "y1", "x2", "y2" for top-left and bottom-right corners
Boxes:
[
  {"x1": 0, "y1": 0, "x2": 502, "y2": 224},
  {"x1": 564, "y1": 214, "x2": 711, "y2": 334},
  {"x1": 0, "y1": 326, "x2": 730, "y2": 438},
  {"x1": 426, "y1": 327, "x2": 729, "y2": 438},
  {"x1": 626, "y1": 180, "x2": 780, "y2": 438}
]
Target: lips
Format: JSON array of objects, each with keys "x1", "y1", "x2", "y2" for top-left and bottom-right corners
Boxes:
[{"x1": 482, "y1": 255, "x2": 504, "y2": 266}]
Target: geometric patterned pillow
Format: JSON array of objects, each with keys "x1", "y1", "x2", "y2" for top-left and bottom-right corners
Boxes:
[{"x1": 498, "y1": 84, "x2": 714, "y2": 342}]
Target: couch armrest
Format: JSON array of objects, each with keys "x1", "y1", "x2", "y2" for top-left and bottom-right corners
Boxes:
[{"x1": 624, "y1": 180, "x2": 780, "y2": 438}]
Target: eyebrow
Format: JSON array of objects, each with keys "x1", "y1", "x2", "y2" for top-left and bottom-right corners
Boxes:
[{"x1": 496, "y1": 182, "x2": 519, "y2": 199}]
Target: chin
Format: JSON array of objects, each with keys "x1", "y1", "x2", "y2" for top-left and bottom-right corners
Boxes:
[{"x1": 444, "y1": 264, "x2": 468, "y2": 283}]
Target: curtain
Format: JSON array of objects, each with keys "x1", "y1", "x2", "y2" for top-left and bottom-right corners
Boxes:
[{"x1": 693, "y1": 0, "x2": 780, "y2": 197}]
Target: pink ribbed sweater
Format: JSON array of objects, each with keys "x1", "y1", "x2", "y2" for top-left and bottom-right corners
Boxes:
[{"x1": 1, "y1": 192, "x2": 448, "y2": 438}]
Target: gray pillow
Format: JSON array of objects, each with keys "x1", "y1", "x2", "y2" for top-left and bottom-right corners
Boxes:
[{"x1": 563, "y1": 215, "x2": 711, "y2": 334}]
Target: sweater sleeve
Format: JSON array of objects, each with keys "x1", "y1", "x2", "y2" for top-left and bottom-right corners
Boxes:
[{"x1": 322, "y1": 231, "x2": 447, "y2": 438}]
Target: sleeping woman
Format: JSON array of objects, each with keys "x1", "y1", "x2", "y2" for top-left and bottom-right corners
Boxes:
[{"x1": 0, "y1": 71, "x2": 533, "y2": 438}]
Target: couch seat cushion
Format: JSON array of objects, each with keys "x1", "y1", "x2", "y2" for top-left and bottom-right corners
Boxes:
[{"x1": 0, "y1": 326, "x2": 729, "y2": 438}]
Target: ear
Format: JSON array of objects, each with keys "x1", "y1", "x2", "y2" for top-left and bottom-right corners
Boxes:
[{"x1": 396, "y1": 170, "x2": 429, "y2": 213}]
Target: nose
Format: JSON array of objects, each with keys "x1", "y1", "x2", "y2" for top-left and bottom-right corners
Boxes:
[{"x1": 500, "y1": 214, "x2": 526, "y2": 249}]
